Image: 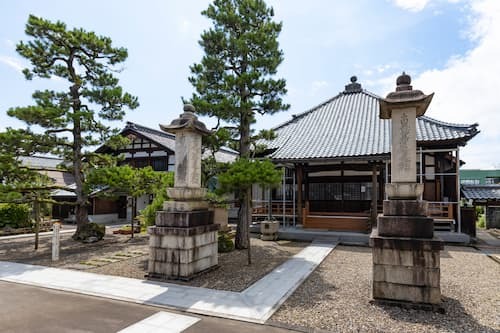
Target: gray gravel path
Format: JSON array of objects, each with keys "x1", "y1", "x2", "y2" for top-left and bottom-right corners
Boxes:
[{"x1": 270, "y1": 245, "x2": 500, "y2": 333}]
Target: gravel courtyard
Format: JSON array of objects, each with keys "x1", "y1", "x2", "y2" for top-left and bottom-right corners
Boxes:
[
  {"x1": 0, "y1": 232, "x2": 306, "y2": 292},
  {"x1": 271, "y1": 245, "x2": 500, "y2": 333}
]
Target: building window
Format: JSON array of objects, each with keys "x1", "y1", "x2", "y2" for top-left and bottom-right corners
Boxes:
[
  {"x1": 461, "y1": 179, "x2": 480, "y2": 185},
  {"x1": 152, "y1": 158, "x2": 167, "y2": 171},
  {"x1": 485, "y1": 177, "x2": 500, "y2": 185}
]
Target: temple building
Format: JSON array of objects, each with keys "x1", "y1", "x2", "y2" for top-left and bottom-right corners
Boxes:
[{"x1": 254, "y1": 77, "x2": 478, "y2": 236}]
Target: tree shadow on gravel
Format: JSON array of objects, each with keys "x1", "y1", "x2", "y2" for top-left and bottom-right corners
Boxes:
[{"x1": 378, "y1": 296, "x2": 498, "y2": 333}]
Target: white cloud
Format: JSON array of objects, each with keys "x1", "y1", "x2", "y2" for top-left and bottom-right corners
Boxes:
[
  {"x1": 0, "y1": 55, "x2": 24, "y2": 73},
  {"x1": 412, "y1": 0, "x2": 500, "y2": 168},
  {"x1": 392, "y1": 0, "x2": 431, "y2": 11},
  {"x1": 309, "y1": 80, "x2": 329, "y2": 96}
]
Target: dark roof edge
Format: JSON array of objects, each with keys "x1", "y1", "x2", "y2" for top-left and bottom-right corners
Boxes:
[
  {"x1": 420, "y1": 115, "x2": 479, "y2": 130},
  {"x1": 124, "y1": 121, "x2": 175, "y2": 139},
  {"x1": 270, "y1": 153, "x2": 391, "y2": 164}
]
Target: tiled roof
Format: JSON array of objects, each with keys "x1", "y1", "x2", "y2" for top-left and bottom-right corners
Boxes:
[
  {"x1": 264, "y1": 88, "x2": 478, "y2": 161},
  {"x1": 18, "y1": 156, "x2": 65, "y2": 170},
  {"x1": 462, "y1": 185, "x2": 500, "y2": 201}
]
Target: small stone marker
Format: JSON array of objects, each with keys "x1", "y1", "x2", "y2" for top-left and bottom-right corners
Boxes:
[{"x1": 52, "y1": 222, "x2": 60, "y2": 261}]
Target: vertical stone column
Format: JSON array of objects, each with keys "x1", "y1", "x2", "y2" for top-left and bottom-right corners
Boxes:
[
  {"x1": 371, "y1": 73, "x2": 443, "y2": 309},
  {"x1": 147, "y1": 104, "x2": 219, "y2": 280}
]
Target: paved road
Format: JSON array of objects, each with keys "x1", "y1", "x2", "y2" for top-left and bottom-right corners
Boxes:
[{"x1": 0, "y1": 281, "x2": 299, "y2": 333}]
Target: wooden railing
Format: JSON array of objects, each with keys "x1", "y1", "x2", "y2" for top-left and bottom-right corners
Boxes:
[
  {"x1": 427, "y1": 202, "x2": 454, "y2": 219},
  {"x1": 252, "y1": 201, "x2": 296, "y2": 216}
]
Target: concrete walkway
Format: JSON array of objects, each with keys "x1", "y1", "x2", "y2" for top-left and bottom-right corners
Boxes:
[{"x1": 0, "y1": 240, "x2": 336, "y2": 324}]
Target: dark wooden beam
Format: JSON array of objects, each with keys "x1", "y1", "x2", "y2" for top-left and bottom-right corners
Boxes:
[
  {"x1": 371, "y1": 163, "x2": 378, "y2": 227},
  {"x1": 296, "y1": 164, "x2": 303, "y2": 225}
]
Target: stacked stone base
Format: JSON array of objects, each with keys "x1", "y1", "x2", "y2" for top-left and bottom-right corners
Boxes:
[
  {"x1": 148, "y1": 210, "x2": 218, "y2": 280},
  {"x1": 371, "y1": 199, "x2": 444, "y2": 309}
]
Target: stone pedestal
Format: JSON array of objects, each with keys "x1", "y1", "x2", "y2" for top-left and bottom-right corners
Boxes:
[
  {"x1": 148, "y1": 218, "x2": 218, "y2": 279},
  {"x1": 371, "y1": 228, "x2": 443, "y2": 305}
]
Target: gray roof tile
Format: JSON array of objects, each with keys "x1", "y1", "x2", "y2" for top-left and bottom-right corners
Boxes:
[
  {"x1": 462, "y1": 185, "x2": 500, "y2": 201},
  {"x1": 265, "y1": 89, "x2": 478, "y2": 161}
]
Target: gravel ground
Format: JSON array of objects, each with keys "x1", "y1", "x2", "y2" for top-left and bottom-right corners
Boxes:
[
  {"x1": 271, "y1": 245, "x2": 500, "y2": 333},
  {"x1": 88, "y1": 238, "x2": 306, "y2": 291},
  {"x1": 0, "y1": 232, "x2": 305, "y2": 292},
  {"x1": 0, "y1": 232, "x2": 148, "y2": 267}
]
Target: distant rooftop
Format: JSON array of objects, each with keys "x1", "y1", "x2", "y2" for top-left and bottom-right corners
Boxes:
[{"x1": 18, "y1": 156, "x2": 65, "y2": 170}]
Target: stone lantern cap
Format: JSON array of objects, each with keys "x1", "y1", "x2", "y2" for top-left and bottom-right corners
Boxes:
[
  {"x1": 379, "y1": 72, "x2": 434, "y2": 119},
  {"x1": 160, "y1": 104, "x2": 212, "y2": 136}
]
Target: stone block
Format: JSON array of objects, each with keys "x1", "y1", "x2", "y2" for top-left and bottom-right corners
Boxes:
[
  {"x1": 163, "y1": 200, "x2": 209, "y2": 212},
  {"x1": 372, "y1": 281, "x2": 441, "y2": 304},
  {"x1": 385, "y1": 183, "x2": 424, "y2": 200},
  {"x1": 378, "y1": 215, "x2": 434, "y2": 238},
  {"x1": 150, "y1": 242, "x2": 217, "y2": 264},
  {"x1": 383, "y1": 200, "x2": 427, "y2": 216},
  {"x1": 167, "y1": 187, "x2": 207, "y2": 201},
  {"x1": 149, "y1": 230, "x2": 218, "y2": 249},
  {"x1": 373, "y1": 264, "x2": 440, "y2": 287},
  {"x1": 372, "y1": 247, "x2": 440, "y2": 268},
  {"x1": 155, "y1": 210, "x2": 213, "y2": 228},
  {"x1": 148, "y1": 224, "x2": 218, "y2": 237},
  {"x1": 148, "y1": 254, "x2": 218, "y2": 278},
  {"x1": 370, "y1": 229, "x2": 443, "y2": 251}
]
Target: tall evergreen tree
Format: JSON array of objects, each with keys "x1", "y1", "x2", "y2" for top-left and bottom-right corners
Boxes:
[
  {"x1": 189, "y1": 0, "x2": 289, "y2": 250},
  {"x1": 7, "y1": 15, "x2": 138, "y2": 239}
]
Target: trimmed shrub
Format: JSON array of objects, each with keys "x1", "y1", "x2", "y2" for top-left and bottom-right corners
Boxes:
[
  {"x1": 218, "y1": 232, "x2": 235, "y2": 253},
  {"x1": 0, "y1": 203, "x2": 31, "y2": 229}
]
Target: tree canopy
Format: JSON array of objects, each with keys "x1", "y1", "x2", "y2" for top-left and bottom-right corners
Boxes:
[{"x1": 6, "y1": 15, "x2": 138, "y2": 239}]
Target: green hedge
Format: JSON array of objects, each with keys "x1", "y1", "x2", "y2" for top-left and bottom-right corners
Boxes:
[{"x1": 0, "y1": 203, "x2": 32, "y2": 229}]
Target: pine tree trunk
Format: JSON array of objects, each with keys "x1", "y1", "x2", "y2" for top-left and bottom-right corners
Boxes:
[
  {"x1": 69, "y1": 79, "x2": 89, "y2": 240},
  {"x1": 235, "y1": 188, "x2": 251, "y2": 250}
]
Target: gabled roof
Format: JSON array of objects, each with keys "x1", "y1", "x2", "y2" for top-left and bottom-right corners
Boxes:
[
  {"x1": 462, "y1": 185, "x2": 500, "y2": 202},
  {"x1": 264, "y1": 82, "x2": 478, "y2": 162},
  {"x1": 122, "y1": 122, "x2": 176, "y2": 152},
  {"x1": 97, "y1": 121, "x2": 238, "y2": 163}
]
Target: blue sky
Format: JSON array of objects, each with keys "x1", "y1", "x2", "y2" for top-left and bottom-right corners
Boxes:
[{"x1": 0, "y1": 0, "x2": 499, "y2": 169}]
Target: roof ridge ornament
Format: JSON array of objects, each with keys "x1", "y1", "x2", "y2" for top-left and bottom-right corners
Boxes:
[{"x1": 344, "y1": 75, "x2": 362, "y2": 94}]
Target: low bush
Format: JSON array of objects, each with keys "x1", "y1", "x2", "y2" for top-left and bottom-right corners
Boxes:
[
  {"x1": 477, "y1": 214, "x2": 486, "y2": 229},
  {"x1": 218, "y1": 232, "x2": 235, "y2": 253},
  {"x1": 0, "y1": 203, "x2": 31, "y2": 229}
]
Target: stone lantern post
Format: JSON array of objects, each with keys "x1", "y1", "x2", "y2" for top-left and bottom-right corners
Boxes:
[
  {"x1": 147, "y1": 104, "x2": 219, "y2": 280},
  {"x1": 371, "y1": 73, "x2": 444, "y2": 309}
]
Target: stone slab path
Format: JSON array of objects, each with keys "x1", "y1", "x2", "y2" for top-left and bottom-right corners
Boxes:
[{"x1": 0, "y1": 240, "x2": 336, "y2": 323}]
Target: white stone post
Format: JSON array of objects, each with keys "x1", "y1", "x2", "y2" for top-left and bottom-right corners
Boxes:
[{"x1": 52, "y1": 222, "x2": 60, "y2": 261}]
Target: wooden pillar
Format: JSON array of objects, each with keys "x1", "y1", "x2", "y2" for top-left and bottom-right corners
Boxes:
[
  {"x1": 371, "y1": 163, "x2": 378, "y2": 227},
  {"x1": 296, "y1": 164, "x2": 303, "y2": 225}
]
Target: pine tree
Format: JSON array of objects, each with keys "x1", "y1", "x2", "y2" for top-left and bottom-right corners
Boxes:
[
  {"x1": 7, "y1": 15, "x2": 138, "y2": 240},
  {"x1": 189, "y1": 0, "x2": 289, "y2": 251}
]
